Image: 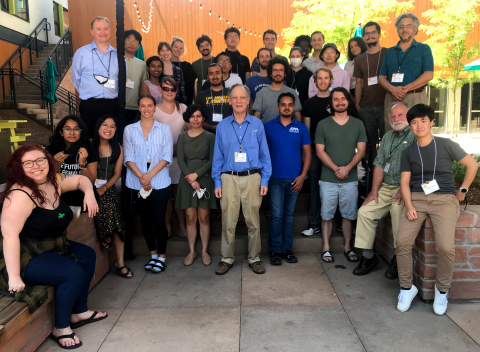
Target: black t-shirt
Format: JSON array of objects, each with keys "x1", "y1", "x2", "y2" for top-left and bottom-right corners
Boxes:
[
  {"x1": 301, "y1": 96, "x2": 331, "y2": 143},
  {"x1": 195, "y1": 88, "x2": 233, "y2": 126},
  {"x1": 45, "y1": 143, "x2": 99, "y2": 206},
  {"x1": 173, "y1": 61, "x2": 195, "y2": 105},
  {"x1": 201, "y1": 80, "x2": 226, "y2": 91},
  {"x1": 226, "y1": 49, "x2": 250, "y2": 84},
  {"x1": 400, "y1": 136, "x2": 467, "y2": 194},
  {"x1": 286, "y1": 67, "x2": 313, "y2": 106}
]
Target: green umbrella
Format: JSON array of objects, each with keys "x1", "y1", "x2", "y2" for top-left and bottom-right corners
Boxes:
[
  {"x1": 464, "y1": 58, "x2": 480, "y2": 71},
  {"x1": 134, "y1": 43, "x2": 145, "y2": 61},
  {"x1": 44, "y1": 60, "x2": 59, "y2": 104}
]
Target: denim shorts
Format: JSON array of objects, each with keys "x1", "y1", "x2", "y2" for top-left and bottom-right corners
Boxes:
[{"x1": 319, "y1": 181, "x2": 358, "y2": 220}]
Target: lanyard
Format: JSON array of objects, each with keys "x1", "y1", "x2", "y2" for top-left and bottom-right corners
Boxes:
[
  {"x1": 367, "y1": 48, "x2": 382, "y2": 78},
  {"x1": 93, "y1": 49, "x2": 112, "y2": 78},
  {"x1": 200, "y1": 57, "x2": 213, "y2": 83},
  {"x1": 417, "y1": 137, "x2": 437, "y2": 184},
  {"x1": 210, "y1": 89, "x2": 224, "y2": 116},
  {"x1": 388, "y1": 129, "x2": 410, "y2": 158},
  {"x1": 396, "y1": 46, "x2": 412, "y2": 73},
  {"x1": 291, "y1": 69, "x2": 297, "y2": 89},
  {"x1": 232, "y1": 120, "x2": 249, "y2": 153}
]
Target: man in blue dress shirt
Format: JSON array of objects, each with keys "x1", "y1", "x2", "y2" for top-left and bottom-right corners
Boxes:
[
  {"x1": 212, "y1": 84, "x2": 272, "y2": 275},
  {"x1": 72, "y1": 16, "x2": 125, "y2": 138},
  {"x1": 379, "y1": 13, "x2": 433, "y2": 133}
]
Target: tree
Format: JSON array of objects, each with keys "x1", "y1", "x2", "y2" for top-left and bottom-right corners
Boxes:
[
  {"x1": 279, "y1": 0, "x2": 413, "y2": 59},
  {"x1": 422, "y1": 0, "x2": 480, "y2": 137}
]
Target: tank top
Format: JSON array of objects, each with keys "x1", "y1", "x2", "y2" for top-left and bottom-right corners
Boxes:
[
  {"x1": 144, "y1": 80, "x2": 163, "y2": 104},
  {"x1": 9, "y1": 189, "x2": 74, "y2": 240},
  {"x1": 97, "y1": 156, "x2": 116, "y2": 181}
]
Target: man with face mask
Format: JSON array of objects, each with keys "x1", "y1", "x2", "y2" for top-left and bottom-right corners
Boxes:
[
  {"x1": 286, "y1": 46, "x2": 312, "y2": 105},
  {"x1": 353, "y1": 102, "x2": 416, "y2": 278}
]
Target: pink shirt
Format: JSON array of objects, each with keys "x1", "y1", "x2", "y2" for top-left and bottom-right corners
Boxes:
[
  {"x1": 308, "y1": 64, "x2": 351, "y2": 98},
  {"x1": 153, "y1": 103, "x2": 187, "y2": 156}
]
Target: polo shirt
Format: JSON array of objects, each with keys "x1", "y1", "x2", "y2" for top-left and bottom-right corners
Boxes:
[
  {"x1": 264, "y1": 116, "x2": 311, "y2": 179},
  {"x1": 379, "y1": 39, "x2": 434, "y2": 87}
]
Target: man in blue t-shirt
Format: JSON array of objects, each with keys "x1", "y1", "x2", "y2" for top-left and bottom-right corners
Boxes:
[
  {"x1": 264, "y1": 92, "x2": 311, "y2": 265},
  {"x1": 246, "y1": 48, "x2": 272, "y2": 109}
]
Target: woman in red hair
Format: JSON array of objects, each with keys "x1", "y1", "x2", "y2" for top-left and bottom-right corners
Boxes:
[{"x1": 0, "y1": 144, "x2": 106, "y2": 349}]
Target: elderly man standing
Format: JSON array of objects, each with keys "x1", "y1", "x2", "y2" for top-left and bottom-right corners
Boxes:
[
  {"x1": 379, "y1": 13, "x2": 434, "y2": 132},
  {"x1": 353, "y1": 102, "x2": 416, "y2": 278},
  {"x1": 212, "y1": 84, "x2": 272, "y2": 275}
]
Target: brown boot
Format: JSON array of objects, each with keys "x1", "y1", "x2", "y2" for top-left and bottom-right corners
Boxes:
[{"x1": 215, "y1": 261, "x2": 232, "y2": 275}]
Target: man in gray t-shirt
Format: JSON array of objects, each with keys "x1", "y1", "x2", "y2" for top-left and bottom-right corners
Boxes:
[{"x1": 253, "y1": 56, "x2": 302, "y2": 124}]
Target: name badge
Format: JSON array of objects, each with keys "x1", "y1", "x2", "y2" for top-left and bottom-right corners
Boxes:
[
  {"x1": 235, "y1": 152, "x2": 247, "y2": 162},
  {"x1": 126, "y1": 79, "x2": 135, "y2": 89},
  {"x1": 422, "y1": 179, "x2": 440, "y2": 195},
  {"x1": 104, "y1": 79, "x2": 116, "y2": 89},
  {"x1": 95, "y1": 179, "x2": 107, "y2": 189},
  {"x1": 368, "y1": 76, "x2": 378, "y2": 86},
  {"x1": 392, "y1": 73, "x2": 404, "y2": 83},
  {"x1": 384, "y1": 163, "x2": 390, "y2": 173},
  {"x1": 213, "y1": 113, "x2": 223, "y2": 122}
]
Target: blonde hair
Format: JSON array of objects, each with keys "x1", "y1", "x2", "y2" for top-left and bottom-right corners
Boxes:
[
  {"x1": 314, "y1": 67, "x2": 333, "y2": 81},
  {"x1": 171, "y1": 37, "x2": 187, "y2": 57}
]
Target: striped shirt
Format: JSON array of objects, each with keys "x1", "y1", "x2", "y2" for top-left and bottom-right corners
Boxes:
[
  {"x1": 373, "y1": 127, "x2": 416, "y2": 186},
  {"x1": 123, "y1": 120, "x2": 173, "y2": 190}
]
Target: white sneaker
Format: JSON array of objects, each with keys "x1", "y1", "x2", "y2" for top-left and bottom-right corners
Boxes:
[
  {"x1": 301, "y1": 228, "x2": 314, "y2": 236},
  {"x1": 397, "y1": 285, "x2": 418, "y2": 312},
  {"x1": 433, "y1": 285, "x2": 448, "y2": 315}
]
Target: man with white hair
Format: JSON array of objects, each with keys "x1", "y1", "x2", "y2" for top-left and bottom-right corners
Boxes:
[
  {"x1": 353, "y1": 102, "x2": 416, "y2": 278},
  {"x1": 379, "y1": 13, "x2": 433, "y2": 133}
]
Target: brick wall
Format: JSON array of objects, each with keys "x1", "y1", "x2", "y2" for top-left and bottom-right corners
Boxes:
[{"x1": 375, "y1": 205, "x2": 480, "y2": 300}]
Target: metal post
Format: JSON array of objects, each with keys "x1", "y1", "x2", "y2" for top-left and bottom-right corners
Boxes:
[
  {"x1": 467, "y1": 83, "x2": 473, "y2": 135},
  {"x1": 35, "y1": 30, "x2": 38, "y2": 59}
]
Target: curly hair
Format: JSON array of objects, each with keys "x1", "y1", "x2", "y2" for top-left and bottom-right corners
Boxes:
[
  {"x1": 267, "y1": 56, "x2": 290, "y2": 80},
  {"x1": 293, "y1": 35, "x2": 312, "y2": 53}
]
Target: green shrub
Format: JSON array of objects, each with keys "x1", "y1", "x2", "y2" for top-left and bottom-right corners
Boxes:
[{"x1": 452, "y1": 154, "x2": 480, "y2": 187}]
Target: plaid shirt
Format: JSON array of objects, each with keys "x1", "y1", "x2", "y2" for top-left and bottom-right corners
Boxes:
[{"x1": 373, "y1": 127, "x2": 416, "y2": 186}]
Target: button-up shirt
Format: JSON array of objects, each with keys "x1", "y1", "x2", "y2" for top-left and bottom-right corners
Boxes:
[
  {"x1": 72, "y1": 41, "x2": 125, "y2": 100},
  {"x1": 379, "y1": 39, "x2": 434, "y2": 87},
  {"x1": 123, "y1": 120, "x2": 173, "y2": 190},
  {"x1": 302, "y1": 55, "x2": 325, "y2": 74},
  {"x1": 373, "y1": 126, "x2": 416, "y2": 186},
  {"x1": 212, "y1": 113, "x2": 272, "y2": 188}
]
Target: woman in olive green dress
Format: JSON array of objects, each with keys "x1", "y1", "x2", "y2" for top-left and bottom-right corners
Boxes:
[{"x1": 176, "y1": 104, "x2": 216, "y2": 266}]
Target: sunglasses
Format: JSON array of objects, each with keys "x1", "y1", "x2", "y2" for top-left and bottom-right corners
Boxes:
[{"x1": 162, "y1": 87, "x2": 177, "y2": 93}]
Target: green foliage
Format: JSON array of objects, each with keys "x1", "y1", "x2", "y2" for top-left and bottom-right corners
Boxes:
[
  {"x1": 278, "y1": 0, "x2": 414, "y2": 59},
  {"x1": 453, "y1": 154, "x2": 480, "y2": 187}
]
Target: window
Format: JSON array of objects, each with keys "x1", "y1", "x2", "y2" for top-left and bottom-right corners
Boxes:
[
  {"x1": 1, "y1": 0, "x2": 29, "y2": 21},
  {"x1": 1, "y1": 0, "x2": 8, "y2": 12},
  {"x1": 53, "y1": 2, "x2": 60, "y2": 36}
]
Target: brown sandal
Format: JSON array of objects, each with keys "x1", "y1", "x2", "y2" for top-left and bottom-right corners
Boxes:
[{"x1": 113, "y1": 262, "x2": 134, "y2": 279}]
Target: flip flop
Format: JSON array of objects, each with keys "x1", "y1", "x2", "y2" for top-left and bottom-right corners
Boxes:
[
  {"x1": 344, "y1": 250, "x2": 359, "y2": 262},
  {"x1": 70, "y1": 311, "x2": 108, "y2": 329},
  {"x1": 50, "y1": 332, "x2": 83, "y2": 349},
  {"x1": 321, "y1": 251, "x2": 335, "y2": 263}
]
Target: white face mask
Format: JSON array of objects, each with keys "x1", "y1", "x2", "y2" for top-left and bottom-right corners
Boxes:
[{"x1": 290, "y1": 58, "x2": 302, "y2": 67}]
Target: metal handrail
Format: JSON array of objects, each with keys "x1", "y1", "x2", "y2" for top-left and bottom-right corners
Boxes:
[{"x1": 35, "y1": 28, "x2": 71, "y2": 78}]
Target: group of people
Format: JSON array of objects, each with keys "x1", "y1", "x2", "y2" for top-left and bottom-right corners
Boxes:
[{"x1": 0, "y1": 12, "x2": 478, "y2": 350}]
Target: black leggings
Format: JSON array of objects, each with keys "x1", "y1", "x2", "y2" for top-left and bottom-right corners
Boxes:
[{"x1": 130, "y1": 186, "x2": 170, "y2": 254}]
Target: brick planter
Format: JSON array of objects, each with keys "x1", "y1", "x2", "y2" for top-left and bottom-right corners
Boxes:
[{"x1": 375, "y1": 205, "x2": 480, "y2": 300}]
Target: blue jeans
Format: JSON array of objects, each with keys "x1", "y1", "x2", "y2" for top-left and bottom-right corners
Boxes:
[{"x1": 268, "y1": 178, "x2": 300, "y2": 253}]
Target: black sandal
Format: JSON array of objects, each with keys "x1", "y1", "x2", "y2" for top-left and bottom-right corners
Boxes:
[
  {"x1": 50, "y1": 332, "x2": 83, "y2": 349},
  {"x1": 113, "y1": 262, "x2": 134, "y2": 279},
  {"x1": 321, "y1": 251, "x2": 335, "y2": 263},
  {"x1": 151, "y1": 259, "x2": 167, "y2": 273},
  {"x1": 344, "y1": 250, "x2": 359, "y2": 262},
  {"x1": 100, "y1": 236, "x2": 113, "y2": 251},
  {"x1": 70, "y1": 311, "x2": 108, "y2": 329}
]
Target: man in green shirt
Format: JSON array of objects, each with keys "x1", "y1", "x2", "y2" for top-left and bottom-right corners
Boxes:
[
  {"x1": 315, "y1": 87, "x2": 367, "y2": 264},
  {"x1": 192, "y1": 35, "x2": 213, "y2": 97},
  {"x1": 353, "y1": 102, "x2": 415, "y2": 278}
]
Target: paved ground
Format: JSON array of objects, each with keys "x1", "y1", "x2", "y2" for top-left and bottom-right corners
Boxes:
[{"x1": 36, "y1": 253, "x2": 480, "y2": 352}]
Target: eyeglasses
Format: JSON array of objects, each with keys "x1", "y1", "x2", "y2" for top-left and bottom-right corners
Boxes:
[
  {"x1": 63, "y1": 127, "x2": 82, "y2": 134},
  {"x1": 364, "y1": 30, "x2": 378, "y2": 37},
  {"x1": 22, "y1": 157, "x2": 47, "y2": 169},
  {"x1": 126, "y1": 37, "x2": 139, "y2": 45},
  {"x1": 273, "y1": 69, "x2": 285, "y2": 74},
  {"x1": 398, "y1": 24, "x2": 415, "y2": 30},
  {"x1": 162, "y1": 87, "x2": 178, "y2": 92},
  {"x1": 227, "y1": 35, "x2": 239, "y2": 40},
  {"x1": 217, "y1": 59, "x2": 231, "y2": 64},
  {"x1": 101, "y1": 124, "x2": 117, "y2": 130}
]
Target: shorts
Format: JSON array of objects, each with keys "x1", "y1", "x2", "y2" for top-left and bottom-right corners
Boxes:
[
  {"x1": 319, "y1": 180, "x2": 358, "y2": 221},
  {"x1": 169, "y1": 157, "x2": 181, "y2": 184}
]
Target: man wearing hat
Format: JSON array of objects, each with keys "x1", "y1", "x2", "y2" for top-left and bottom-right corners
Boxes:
[{"x1": 307, "y1": 43, "x2": 350, "y2": 97}]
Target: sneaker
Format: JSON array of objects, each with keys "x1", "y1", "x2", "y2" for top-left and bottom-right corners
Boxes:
[
  {"x1": 249, "y1": 261, "x2": 266, "y2": 274},
  {"x1": 184, "y1": 252, "x2": 197, "y2": 266},
  {"x1": 215, "y1": 261, "x2": 233, "y2": 275},
  {"x1": 270, "y1": 252, "x2": 282, "y2": 265},
  {"x1": 397, "y1": 285, "x2": 418, "y2": 312},
  {"x1": 336, "y1": 225, "x2": 343, "y2": 233},
  {"x1": 433, "y1": 285, "x2": 448, "y2": 315},
  {"x1": 352, "y1": 255, "x2": 379, "y2": 276},
  {"x1": 280, "y1": 250, "x2": 298, "y2": 263},
  {"x1": 384, "y1": 255, "x2": 398, "y2": 280},
  {"x1": 302, "y1": 224, "x2": 321, "y2": 236}
]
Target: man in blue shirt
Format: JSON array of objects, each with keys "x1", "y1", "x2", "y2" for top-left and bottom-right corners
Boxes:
[
  {"x1": 264, "y1": 93, "x2": 311, "y2": 265},
  {"x1": 379, "y1": 13, "x2": 433, "y2": 133},
  {"x1": 72, "y1": 16, "x2": 125, "y2": 138},
  {"x1": 246, "y1": 48, "x2": 272, "y2": 106},
  {"x1": 212, "y1": 84, "x2": 272, "y2": 275}
]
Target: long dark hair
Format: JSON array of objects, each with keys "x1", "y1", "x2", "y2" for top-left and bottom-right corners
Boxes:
[
  {"x1": 1, "y1": 144, "x2": 59, "y2": 207},
  {"x1": 48, "y1": 115, "x2": 91, "y2": 151},
  {"x1": 145, "y1": 56, "x2": 165, "y2": 81},
  {"x1": 93, "y1": 115, "x2": 121, "y2": 164},
  {"x1": 347, "y1": 37, "x2": 368, "y2": 61}
]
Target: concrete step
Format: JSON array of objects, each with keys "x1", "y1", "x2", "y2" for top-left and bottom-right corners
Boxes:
[
  {"x1": 17, "y1": 103, "x2": 42, "y2": 109},
  {"x1": 23, "y1": 108, "x2": 48, "y2": 115}
]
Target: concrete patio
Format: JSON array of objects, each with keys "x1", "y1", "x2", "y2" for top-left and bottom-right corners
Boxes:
[{"x1": 36, "y1": 251, "x2": 480, "y2": 352}]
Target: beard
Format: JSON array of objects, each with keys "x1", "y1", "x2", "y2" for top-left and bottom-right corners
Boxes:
[
  {"x1": 367, "y1": 41, "x2": 378, "y2": 47},
  {"x1": 259, "y1": 63, "x2": 268, "y2": 70},
  {"x1": 332, "y1": 105, "x2": 348, "y2": 114},
  {"x1": 391, "y1": 120, "x2": 409, "y2": 132}
]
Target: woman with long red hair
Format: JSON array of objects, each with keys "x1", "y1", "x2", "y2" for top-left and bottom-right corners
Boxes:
[{"x1": 0, "y1": 144, "x2": 107, "y2": 349}]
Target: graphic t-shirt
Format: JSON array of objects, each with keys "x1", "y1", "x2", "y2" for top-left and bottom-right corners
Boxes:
[
  {"x1": 195, "y1": 88, "x2": 233, "y2": 127},
  {"x1": 246, "y1": 74, "x2": 272, "y2": 103}
]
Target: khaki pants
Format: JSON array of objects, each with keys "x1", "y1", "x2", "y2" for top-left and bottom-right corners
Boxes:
[
  {"x1": 384, "y1": 90, "x2": 428, "y2": 132},
  {"x1": 397, "y1": 193, "x2": 460, "y2": 292},
  {"x1": 355, "y1": 183, "x2": 404, "y2": 249},
  {"x1": 220, "y1": 173, "x2": 263, "y2": 264}
]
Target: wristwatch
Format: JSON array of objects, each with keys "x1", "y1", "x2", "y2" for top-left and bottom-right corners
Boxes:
[{"x1": 460, "y1": 187, "x2": 468, "y2": 193}]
